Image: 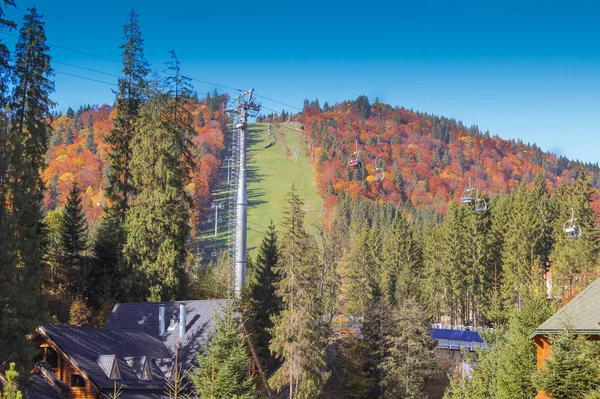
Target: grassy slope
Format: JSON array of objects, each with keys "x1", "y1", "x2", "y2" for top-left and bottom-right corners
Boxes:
[{"x1": 246, "y1": 122, "x2": 322, "y2": 253}]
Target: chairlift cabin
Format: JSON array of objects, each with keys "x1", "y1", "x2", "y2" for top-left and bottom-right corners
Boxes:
[
  {"x1": 474, "y1": 197, "x2": 487, "y2": 213},
  {"x1": 461, "y1": 177, "x2": 476, "y2": 205},
  {"x1": 348, "y1": 139, "x2": 362, "y2": 169},
  {"x1": 564, "y1": 208, "x2": 581, "y2": 239},
  {"x1": 372, "y1": 159, "x2": 384, "y2": 182},
  {"x1": 263, "y1": 128, "x2": 276, "y2": 149}
]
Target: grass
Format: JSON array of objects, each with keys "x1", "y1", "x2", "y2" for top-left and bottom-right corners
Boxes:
[
  {"x1": 246, "y1": 122, "x2": 322, "y2": 254},
  {"x1": 196, "y1": 122, "x2": 322, "y2": 260}
]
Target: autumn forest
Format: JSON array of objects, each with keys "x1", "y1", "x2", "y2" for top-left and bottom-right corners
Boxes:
[{"x1": 1, "y1": 2, "x2": 600, "y2": 399}]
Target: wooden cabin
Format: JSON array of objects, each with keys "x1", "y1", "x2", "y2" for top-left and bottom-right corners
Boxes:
[
  {"x1": 23, "y1": 299, "x2": 262, "y2": 399},
  {"x1": 530, "y1": 277, "x2": 600, "y2": 399}
]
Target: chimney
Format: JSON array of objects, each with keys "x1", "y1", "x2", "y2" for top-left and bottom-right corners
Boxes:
[
  {"x1": 179, "y1": 303, "x2": 186, "y2": 338},
  {"x1": 158, "y1": 305, "x2": 165, "y2": 336}
]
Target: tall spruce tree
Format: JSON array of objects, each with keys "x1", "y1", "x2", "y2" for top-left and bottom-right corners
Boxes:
[
  {"x1": 188, "y1": 303, "x2": 259, "y2": 399},
  {"x1": 379, "y1": 298, "x2": 438, "y2": 399},
  {"x1": 421, "y1": 219, "x2": 447, "y2": 321},
  {"x1": 85, "y1": 114, "x2": 97, "y2": 154},
  {"x1": 550, "y1": 170, "x2": 599, "y2": 297},
  {"x1": 0, "y1": 0, "x2": 16, "y2": 236},
  {"x1": 269, "y1": 185, "x2": 329, "y2": 399},
  {"x1": 381, "y1": 211, "x2": 422, "y2": 304},
  {"x1": 244, "y1": 221, "x2": 281, "y2": 373},
  {"x1": 501, "y1": 176, "x2": 553, "y2": 310},
  {"x1": 88, "y1": 208, "x2": 126, "y2": 307},
  {"x1": 441, "y1": 204, "x2": 473, "y2": 325},
  {"x1": 2, "y1": 6, "x2": 53, "y2": 367},
  {"x1": 61, "y1": 180, "x2": 88, "y2": 298},
  {"x1": 105, "y1": 9, "x2": 149, "y2": 223},
  {"x1": 0, "y1": 0, "x2": 17, "y2": 370},
  {"x1": 124, "y1": 52, "x2": 194, "y2": 301},
  {"x1": 536, "y1": 324, "x2": 600, "y2": 399}
]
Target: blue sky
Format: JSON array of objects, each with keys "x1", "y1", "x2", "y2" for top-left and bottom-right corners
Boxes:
[{"x1": 2, "y1": 0, "x2": 600, "y2": 162}]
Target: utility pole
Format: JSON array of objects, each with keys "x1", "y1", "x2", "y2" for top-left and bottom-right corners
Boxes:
[
  {"x1": 225, "y1": 89, "x2": 260, "y2": 298},
  {"x1": 211, "y1": 202, "x2": 224, "y2": 236}
]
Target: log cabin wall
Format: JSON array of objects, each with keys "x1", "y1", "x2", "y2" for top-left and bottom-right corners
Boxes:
[{"x1": 61, "y1": 359, "x2": 97, "y2": 399}]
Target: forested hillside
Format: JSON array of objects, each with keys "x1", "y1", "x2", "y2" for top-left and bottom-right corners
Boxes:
[
  {"x1": 43, "y1": 93, "x2": 228, "y2": 231},
  {"x1": 2, "y1": 1, "x2": 600, "y2": 397},
  {"x1": 298, "y1": 97, "x2": 600, "y2": 218}
]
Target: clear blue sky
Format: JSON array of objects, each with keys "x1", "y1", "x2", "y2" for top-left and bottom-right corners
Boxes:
[{"x1": 3, "y1": 0, "x2": 600, "y2": 163}]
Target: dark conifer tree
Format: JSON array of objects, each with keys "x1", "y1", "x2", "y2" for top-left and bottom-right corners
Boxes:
[
  {"x1": 0, "y1": 0, "x2": 17, "y2": 368},
  {"x1": 61, "y1": 181, "x2": 88, "y2": 298},
  {"x1": 270, "y1": 185, "x2": 329, "y2": 399},
  {"x1": 381, "y1": 211, "x2": 422, "y2": 304},
  {"x1": 124, "y1": 51, "x2": 194, "y2": 301},
  {"x1": 188, "y1": 304, "x2": 259, "y2": 399},
  {"x1": 105, "y1": 9, "x2": 149, "y2": 223},
  {"x1": 85, "y1": 114, "x2": 97, "y2": 154},
  {"x1": 244, "y1": 221, "x2": 281, "y2": 373},
  {"x1": 3, "y1": 6, "x2": 53, "y2": 366}
]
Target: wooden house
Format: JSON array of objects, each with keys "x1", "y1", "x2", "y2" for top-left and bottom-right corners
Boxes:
[
  {"x1": 22, "y1": 299, "x2": 254, "y2": 399},
  {"x1": 530, "y1": 277, "x2": 600, "y2": 399}
]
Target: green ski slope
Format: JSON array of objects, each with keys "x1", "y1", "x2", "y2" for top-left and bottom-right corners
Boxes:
[{"x1": 246, "y1": 122, "x2": 322, "y2": 253}]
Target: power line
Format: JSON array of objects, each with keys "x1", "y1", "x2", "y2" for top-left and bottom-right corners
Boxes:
[
  {"x1": 0, "y1": 31, "x2": 122, "y2": 64},
  {"x1": 55, "y1": 70, "x2": 117, "y2": 86},
  {"x1": 1, "y1": 30, "x2": 304, "y2": 111},
  {"x1": 53, "y1": 60, "x2": 121, "y2": 78},
  {"x1": 254, "y1": 94, "x2": 303, "y2": 111}
]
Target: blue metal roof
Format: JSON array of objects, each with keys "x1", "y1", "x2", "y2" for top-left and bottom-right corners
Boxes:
[{"x1": 430, "y1": 328, "x2": 484, "y2": 343}]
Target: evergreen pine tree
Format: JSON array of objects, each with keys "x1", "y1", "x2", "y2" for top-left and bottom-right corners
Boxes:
[
  {"x1": 2, "y1": 6, "x2": 53, "y2": 366},
  {"x1": 244, "y1": 221, "x2": 281, "y2": 373},
  {"x1": 85, "y1": 114, "x2": 97, "y2": 154},
  {"x1": 550, "y1": 170, "x2": 599, "y2": 297},
  {"x1": 379, "y1": 298, "x2": 438, "y2": 399},
  {"x1": 536, "y1": 324, "x2": 600, "y2": 399},
  {"x1": 88, "y1": 208, "x2": 127, "y2": 307},
  {"x1": 381, "y1": 211, "x2": 422, "y2": 304},
  {"x1": 501, "y1": 176, "x2": 553, "y2": 310},
  {"x1": 1, "y1": 362, "x2": 23, "y2": 399},
  {"x1": 105, "y1": 9, "x2": 149, "y2": 223},
  {"x1": 269, "y1": 185, "x2": 329, "y2": 399},
  {"x1": 441, "y1": 203, "x2": 472, "y2": 325},
  {"x1": 61, "y1": 180, "x2": 88, "y2": 298},
  {"x1": 124, "y1": 54, "x2": 194, "y2": 301},
  {"x1": 188, "y1": 303, "x2": 259, "y2": 399},
  {"x1": 421, "y1": 219, "x2": 447, "y2": 321},
  {"x1": 0, "y1": 0, "x2": 16, "y2": 241}
]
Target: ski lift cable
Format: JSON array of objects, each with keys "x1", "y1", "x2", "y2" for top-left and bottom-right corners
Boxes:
[{"x1": 0, "y1": 32, "x2": 308, "y2": 118}]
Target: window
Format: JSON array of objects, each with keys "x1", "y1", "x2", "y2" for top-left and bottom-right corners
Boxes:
[{"x1": 70, "y1": 374, "x2": 86, "y2": 387}]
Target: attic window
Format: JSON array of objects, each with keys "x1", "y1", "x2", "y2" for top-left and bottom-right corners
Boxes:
[
  {"x1": 97, "y1": 354, "x2": 120, "y2": 380},
  {"x1": 154, "y1": 358, "x2": 174, "y2": 380},
  {"x1": 124, "y1": 356, "x2": 151, "y2": 381}
]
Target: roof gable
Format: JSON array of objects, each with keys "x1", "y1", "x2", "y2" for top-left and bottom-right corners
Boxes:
[
  {"x1": 40, "y1": 325, "x2": 170, "y2": 390},
  {"x1": 533, "y1": 277, "x2": 600, "y2": 337},
  {"x1": 97, "y1": 354, "x2": 119, "y2": 379}
]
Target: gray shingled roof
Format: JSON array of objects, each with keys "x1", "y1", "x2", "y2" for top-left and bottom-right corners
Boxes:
[
  {"x1": 532, "y1": 277, "x2": 600, "y2": 337},
  {"x1": 105, "y1": 299, "x2": 232, "y2": 365},
  {"x1": 40, "y1": 325, "x2": 171, "y2": 390},
  {"x1": 38, "y1": 299, "x2": 231, "y2": 396},
  {"x1": 24, "y1": 370, "x2": 67, "y2": 399}
]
